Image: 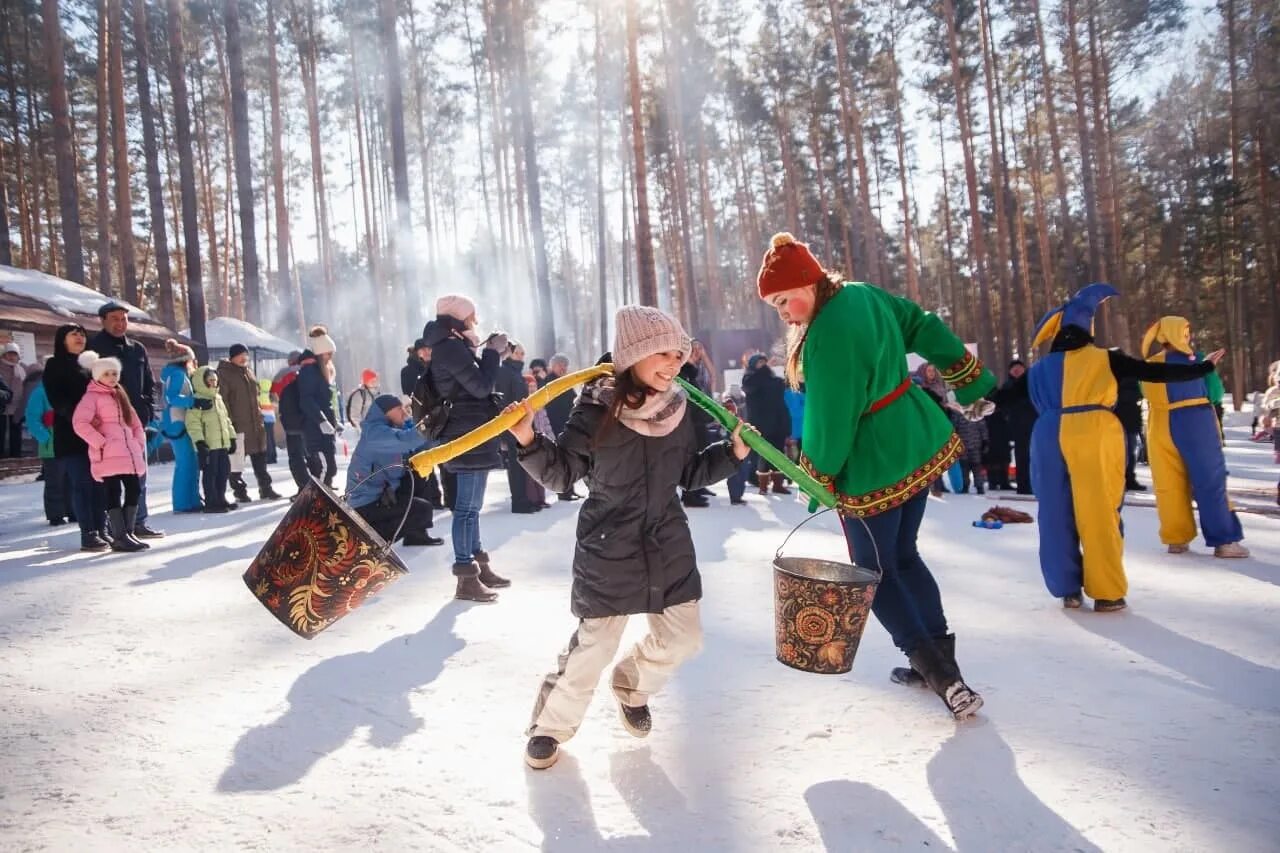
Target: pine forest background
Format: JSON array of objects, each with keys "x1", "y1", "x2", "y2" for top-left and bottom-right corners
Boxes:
[{"x1": 1, "y1": 0, "x2": 1277, "y2": 403}]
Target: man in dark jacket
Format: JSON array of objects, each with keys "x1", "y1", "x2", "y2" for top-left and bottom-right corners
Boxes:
[
  {"x1": 741, "y1": 353, "x2": 791, "y2": 495},
  {"x1": 346, "y1": 395, "x2": 441, "y2": 546},
  {"x1": 271, "y1": 353, "x2": 310, "y2": 491},
  {"x1": 1115, "y1": 375, "x2": 1146, "y2": 491},
  {"x1": 296, "y1": 333, "x2": 341, "y2": 488},
  {"x1": 542, "y1": 354, "x2": 582, "y2": 501},
  {"x1": 90, "y1": 302, "x2": 162, "y2": 537},
  {"x1": 496, "y1": 341, "x2": 539, "y2": 513},
  {"x1": 401, "y1": 339, "x2": 430, "y2": 397},
  {"x1": 992, "y1": 360, "x2": 1036, "y2": 495}
]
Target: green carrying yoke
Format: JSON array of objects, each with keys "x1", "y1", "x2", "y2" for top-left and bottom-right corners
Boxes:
[{"x1": 675, "y1": 377, "x2": 838, "y2": 510}]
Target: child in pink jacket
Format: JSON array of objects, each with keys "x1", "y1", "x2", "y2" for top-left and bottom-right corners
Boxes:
[{"x1": 73, "y1": 351, "x2": 149, "y2": 553}]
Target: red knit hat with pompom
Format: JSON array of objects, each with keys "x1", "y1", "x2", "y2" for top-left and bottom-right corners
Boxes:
[{"x1": 756, "y1": 232, "x2": 826, "y2": 299}]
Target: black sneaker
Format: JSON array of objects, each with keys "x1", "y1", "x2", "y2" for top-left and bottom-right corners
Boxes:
[
  {"x1": 133, "y1": 522, "x2": 165, "y2": 539},
  {"x1": 619, "y1": 702, "x2": 652, "y2": 738},
  {"x1": 525, "y1": 736, "x2": 560, "y2": 770}
]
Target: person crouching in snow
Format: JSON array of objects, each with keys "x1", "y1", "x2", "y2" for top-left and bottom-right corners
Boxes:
[
  {"x1": 345, "y1": 394, "x2": 442, "y2": 547},
  {"x1": 756, "y1": 232, "x2": 992, "y2": 720},
  {"x1": 72, "y1": 351, "x2": 149, "y2": 552},
  {"x1": 504, "y1": 306, "x2": 750, "y2": 770},
  {"x1": 1140, "y1": 317, "x2": 1246, "y2": 559},
  {"x1": 188, "y1": 366, "x2": 238, "y2": 512},
  {"x1": 1028, "y1": 286, "x2": 1223, "y2": 613}
]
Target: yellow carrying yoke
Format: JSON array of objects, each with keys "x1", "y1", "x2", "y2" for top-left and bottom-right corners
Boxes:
[{"x1": 408, "y1": 363, "x2": 614, "y2": 476}]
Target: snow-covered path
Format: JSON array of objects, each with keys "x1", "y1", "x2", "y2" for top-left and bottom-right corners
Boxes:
[{"x1": 2, "y1": 443, "x2": 1278, "y2": 852}]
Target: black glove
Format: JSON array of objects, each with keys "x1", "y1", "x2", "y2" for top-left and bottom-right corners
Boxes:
[
  {"x1": 193, "y1": 398, "x2": 213, "y2": 410},
  {"x1": 230, "y1": 438, "x2": 237, "y2": 454},
  {"x1": 196, "y1": 441, "x2": 209, "y2": 468}
]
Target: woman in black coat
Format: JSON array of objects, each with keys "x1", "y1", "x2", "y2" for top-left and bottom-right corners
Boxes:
[
  {"x1": 424, "y1": 296, "x2": 510, "y2": 601},
  {"x1": 505, "y1": 305, "x2": 748, "y2": 770},
  {"x1": 495, "y1": 341, "x2": 539, "y2": 513},
  {"x1": 43, "y1": 324, "x2": 108, "y2": 551},
  {"x1": 991, "y1": 360, "x2": 1037, "y2": 495},
  {"x1": 741, "y1": 353, "x2": 792, "y2": 494}
]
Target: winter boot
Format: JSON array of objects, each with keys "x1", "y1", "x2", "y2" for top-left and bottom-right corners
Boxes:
[
  {"x1": 80, "y1": 530, "x2": 110, "y2": 552},
  {"x1": 618, "y1": 702, "x2": 652, "y2": 738},
  {"x1": 681, "y1": 490, "x2": 710, "y2": 508},
  {"x1": 474, "y1": 549, "x2": 511, "y2": 588},
  {"x1": 771, "y1": 473, "x2": 792, "y2": 495},
  {"x1": 1063, "y1": 593, "x2": 1084, "y2": 609},
  {"x1": 454, "y1": 564, "x2": 498, "y2": 603},
  {"x1": 133, "y1": 520, "x2": 165, "y2": 539},
  {"x1": 757, "y1": 473, "x2": 771, "y2": 495},
  {"x1": 259, "y1": 485, "x2": 285, "y2": 501},
  {"x1": 231, "y1": 475, "x2": 252, "y2": 504},
  {"x1": 891, "y1": 634, "x2": 959, "y2": 687},
  {"x1": 1093, "y1": 598, "x2": 1127, "y2": 612},
  {"x1": 123, "y1": 507, "x2": 150, "y2": 550},
  {"x1": 906, "y1": 640, "x2": 983, "y2": 720},
  {"x1": 525, "y1": 736, "x2": 560, "y2": 770},
  {"x1": 403, "y1": 531, "x2": 445, "y2": 547},
  {"x1": 1167, "y1": 543, "x2": 1190, "y2": 554},
  {"x1": 1214, "y1": 542, "x2": 1250, "y2": 558},
  {"x1": 107, "y1": 509, "x2": 146, "y2": 553}
]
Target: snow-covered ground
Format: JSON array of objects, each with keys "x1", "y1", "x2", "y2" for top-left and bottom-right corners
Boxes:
[{"x1": 2, "y1": 429, "x2": 1278, "y2": 851}]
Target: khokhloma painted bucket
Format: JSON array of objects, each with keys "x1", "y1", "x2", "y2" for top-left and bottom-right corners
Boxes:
[
  {"x1": 773, "y1": 555, "x2": 881, "y2": 674},
  {"x1": 243, "y1": 479, "x2": 409, "y2": 639}
]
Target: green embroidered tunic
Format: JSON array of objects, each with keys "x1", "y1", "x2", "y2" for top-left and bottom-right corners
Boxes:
[{"x1": 799, "y1": 283, "x2": 996, "y2": 517}]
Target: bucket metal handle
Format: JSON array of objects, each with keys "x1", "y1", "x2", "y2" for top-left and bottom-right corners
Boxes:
[
  {"x1": 336, "y1": 461, "x2": 419, "y2": 557},
  {"x1": 775, "y1": 507, "x2": 884, "y2": 575}
]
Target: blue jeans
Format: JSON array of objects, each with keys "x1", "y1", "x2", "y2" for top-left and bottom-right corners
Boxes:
[
  {"x1": 726, "y1": 458, "x2": 755, "y2": 501},
  {"x1": 841, "y1": 490, "x2": 947, "y2": 656},
  {"x1": 451, "y1": 471, "x2": 489, "y2": 568},
  {"x1": 62, "y1": 453, "x2": 106, "y2": 535}
]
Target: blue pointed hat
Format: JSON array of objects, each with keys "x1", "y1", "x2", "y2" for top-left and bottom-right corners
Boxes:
[{"x1": 1032, "y1": 283, "x2": 1120, "y2": 348}]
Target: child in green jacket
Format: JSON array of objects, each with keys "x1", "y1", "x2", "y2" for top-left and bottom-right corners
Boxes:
[{"x1": 188, "y1": 365, "x2": 238, "y2": 512}]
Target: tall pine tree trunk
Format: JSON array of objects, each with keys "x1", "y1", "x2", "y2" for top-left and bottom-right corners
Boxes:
[
  {"x1": 886, "y1": 26, "x2": 919, "y2": 302},
  {"x1": 107, "y1": 0, "x2": 138, "y2": 303},
  {"x1": 978, "y1": 0, "x2": 1014, "y2": 363},
  {"x1": 380, "y1": 0, "x2": 417, "y2": 327},
  {"x1": 42, "y1": 0, "x2": 86, "y2": 283},
  {"x1": 1031, "y1": 0, "x2": 1077, "y2": 288},
  {"x1": 1224, "y1": 0, "x2": 1246, "y2": 406},
  {"x1": 595, "y1": 0, "x2": 609, "y2": 349},
  {"x1": 95, "y1": 0, "x2": 113, "y2": 294},
  {"x1": 225, "y1": 0, "x2": 260, "y2": 324},
  {"x1": 267, "y1": 0, "x2": 296, "y2": 336},
  {"x1": 942, "y1": 0, "x2": 997, "y2": 366},
  {"x1": 1065, "y1": 0, "x2": 1105, "y2": 284},
  {"x1": 166, "y1": 0, "x2": 207, "y2": 358},
  {"x1": 625, "y1": 0, "x2": 657, "y2": 306},
  {"x1": 133, "y1": 0, "x2": 175, "y2": 327}
]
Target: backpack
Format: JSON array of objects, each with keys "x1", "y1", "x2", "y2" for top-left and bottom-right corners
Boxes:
[{"x1": 410, "y1": 369, "x2": 451, "y2": 441}]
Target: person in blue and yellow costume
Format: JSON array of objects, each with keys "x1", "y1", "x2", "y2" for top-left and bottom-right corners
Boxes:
[
  {"x1": 1028, "y1": 285, "x2": 1222, "y2": 612},
  {"x1": 159, "y1": 339, "x2": 203, "y2": 513},
  {"x1": 1140, "y1": 316, "x2": 1247, "y2": 559}
]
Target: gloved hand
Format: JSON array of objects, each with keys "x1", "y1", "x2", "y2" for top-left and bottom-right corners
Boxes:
[
  {"x1": 193, "y1": 398, "x2": 213, "y2": 410},
  {"x1": 318, "y1": 420, "x2": 336, "y2": 435},
  {"x1": 195, "y1": 440, "x2": 209, "y2": 453},
  {"x1": 229, "y1": 438, "x2": 237, "y2": 454},
  {"x1": 485, "y1": 332, "x2": 509, "y2": 353},
  {"x1": 196, "y1": 441, "x2": 209, "y2": 468}
]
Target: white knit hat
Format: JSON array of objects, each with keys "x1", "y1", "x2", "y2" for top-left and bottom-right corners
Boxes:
[
  {"x1": 436, "y1": 294, "x2": 478, "y2": 323},
  {"x1": 2, "y1": 342, "x2": 20, "y2": 357},
  {"x1": 308, "y1": 325, "x2": 337, "y2": 356},
  {"x1": 612, "y1": 306, "x2": 691, "y2": 372},
  {"x1": 79, "y1": 350, "x2": 122, "y2": 381}
]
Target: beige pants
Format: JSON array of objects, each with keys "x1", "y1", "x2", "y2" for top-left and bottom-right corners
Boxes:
[{"x1": 527, "y1": 600, "x2": 703, "y2": 742}]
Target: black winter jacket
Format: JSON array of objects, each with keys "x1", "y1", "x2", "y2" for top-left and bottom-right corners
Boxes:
[
  {"x1": 401, "y1": 355, "x2": 426, "y2": 397},
  {"x1": 1114, "y1": 376, "x2": 1144, "y2": 434},
  {"x1": 742, "y1": 363, "x2": 790, "y2": 450},
  {"x1": 496, "y1": 358, "x2": 529, "y2": 406},
  {"x1": 294, "y1": 352, "x2": 338, "y2": 445},
  {"x1": 541, "y1": 373, "x2": 577, "y2": 438},
  {"x1": 518, "y1": 381, "x2": 740, "y2": 618},
  {"x1": 991, "y1": 374, "x2": 1037, "y2": 440},
  {"x1": 88, "y1": 329, "x2": 155, "y2": 424},
  {"x1": 43, "y1": 326, "x2": 92, "y2": 457},
  {"x1": 425, "y1": 316, "x2": 503, "y2": 472}
]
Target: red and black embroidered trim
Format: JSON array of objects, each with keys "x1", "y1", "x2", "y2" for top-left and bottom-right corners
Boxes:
[
  {"x1": 941, "y1": 351, "x2": 984, "y2": 391},
  {"x1": 825, "y1": 433, "x2": 964, "y2": 518}
]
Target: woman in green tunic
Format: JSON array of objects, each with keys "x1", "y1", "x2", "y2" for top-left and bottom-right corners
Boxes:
[{"x1": 756, "y1": 232, "x2": 994, "y2": 719}]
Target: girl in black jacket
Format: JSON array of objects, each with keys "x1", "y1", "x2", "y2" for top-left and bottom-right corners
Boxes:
[{"x1": 506, "y1": 306, "x2": 749, "y2": 771}]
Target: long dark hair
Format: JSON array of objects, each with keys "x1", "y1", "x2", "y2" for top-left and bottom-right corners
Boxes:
[
  {"x1": 784, "y1": 271, "x2": 845, "y2": 389},
  {"x1": 593, "y1": 352, "x2": 656, "y2": 443}
]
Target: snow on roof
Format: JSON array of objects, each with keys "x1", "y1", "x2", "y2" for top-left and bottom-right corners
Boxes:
[
  {"x1": 0, "y1": 264, "x2": 153, "y2": 321},
  {"x1": 181, "y1": 315, "x2": 300, "y2": 356}
]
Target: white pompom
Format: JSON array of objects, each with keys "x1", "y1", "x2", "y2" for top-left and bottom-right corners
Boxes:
[{"x1": 78, "y1": 351, "x2": 99, "y2": 370}]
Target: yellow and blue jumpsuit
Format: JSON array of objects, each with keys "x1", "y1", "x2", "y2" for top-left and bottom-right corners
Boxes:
[
  {"x1": 1143, "y1": 352, "x2": 1243, "y2": 548},
  {"x1": 1028, "y1": 291, "x2": 1216, "y2": 601}
]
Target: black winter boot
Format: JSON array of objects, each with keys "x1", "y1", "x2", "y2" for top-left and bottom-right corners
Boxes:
[
  {"x1": 123, "y1": 507, "x2": 150, "y2": 550},
  {"x1": 107, "y1": 509, "x2": 146, "y2": 553},
  {"x1": 907, "y1": 640, "x2": 983, "y2": 720},
  {"x1": 80, "y1": 530, "x2": 110, "y2": 552},
  {"x1": 525, "y1": 736, "x2": 560, "y2": 769},
  {"x1": 259, "y1": 485, "x2": 284, "y2": 501},
  {"x1": 891, "y1": 634, "x2": 958, "y2": 687},
  {"x1": 231, "y1": 475, "x2": 252, "y2": 504}
]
